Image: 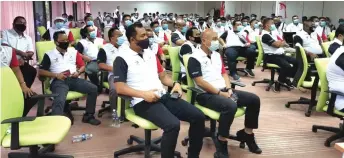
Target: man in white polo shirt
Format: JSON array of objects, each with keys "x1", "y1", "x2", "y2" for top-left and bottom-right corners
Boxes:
[
  {"x1": 42, "y1": 17, "x2": 75, "y2": 46},
  {"x1": 113, "y1": 22, "x2": 205, "y2": 158},
  {"x1": 1, "y1": 16, "x2": 37, "y2": 94},
  {"x1": 171, "y1": 18, "x2": 187, "y2": 46},
  {"x1": 188, "y1": 29, "x2": 262, "y2": 157},
  {"x1": 97, "y1": 27, "x2": 125, "y2": 110},
  {"x1": 314, "y1": 17, "x2": 331, "y2": 43},
  {"x1": 286, "y1": 15, "x2": 303, "y2": 32},
  {"x1": 329, "y1": 25, "x2": 344, "y2": 55},
  {"x1": 39, "y1": 31, "x2": 101, "y2": 125},
  {"x1": 295, "y1": 20, "x2": 323, "y2": 58}
]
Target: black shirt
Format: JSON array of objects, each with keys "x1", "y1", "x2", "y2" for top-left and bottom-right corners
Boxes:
[
  {"x1": 75, "y1": 42, "x2": 85, "y2": 54},
  {"x1": 39, "y1": 54, "x2": 51, "y2": 70},
  {"x1": 179, "y1": 44, "x2": 192, "y2": 65}
]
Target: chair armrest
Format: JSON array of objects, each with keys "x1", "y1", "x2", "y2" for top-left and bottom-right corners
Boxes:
[
  {"x1": 230, "y1": 81, "x2": 246, "y2": 87},
  {"x1": 118, "y1": 95, "x2": 133, "y2": 101},
  {"x1": 327, "y1": 91, "x2": 344, "y2": 97},
  {"x1": 187, "y1": 87, "x2": 205, "y2": 94},
  {"x1": 32, "y1": 93, "x2": 59, "y2": 116},
  {"x1": 31, "y1": 94, "x2": 59, "y2": 99},
  {"x1": 1, "y1": 116, "x2": 36, "y2": 124}
]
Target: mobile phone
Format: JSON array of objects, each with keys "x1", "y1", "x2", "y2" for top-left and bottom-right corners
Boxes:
[
  {"x1": 62, "y1": 70, "x2": 71, "y2": 76},
  {"x1": 170, "y1": 93, "x2": 180, "y2": 99}
]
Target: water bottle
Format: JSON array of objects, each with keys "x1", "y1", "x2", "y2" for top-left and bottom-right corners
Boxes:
[
  {"x1": 72, "y1": 134, "x2": 92, "y2": 143},
  {"x1": 111, "y1": 109, "x2": 120, "y2": 128}
]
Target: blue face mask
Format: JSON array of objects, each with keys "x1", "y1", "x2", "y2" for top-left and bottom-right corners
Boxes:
[
  {"x1": 162, "y1": 24, "x2": 168, "y2": 30},
  {"x1": 149, "y1": 37, "x2": 154, "y2": 45},
  {"x1": 237, "y1": 25, "x2": 244, "y2": 32},
  {"x1": 242, "y1": 22, "x2": 248, "y2": 27},
  {"x1": 87, "y1": 21, "x2": 94, "y2": 26},
  {"x1": 116, "y1": 35, "x2": 126, "y2": 46},
  {"x1": 254, "y1": 23, "x2": 259, "y2": 29},
  {"x1": 55, "y1": 22, "x2": 64, "y2": 29},
  {"x1": 209, "y1": 40, "x2": 220, "y2": 51},
  {"x1": 340, "y1": 22, "x2": 344, "y2": 25},
  {"x1": 181, "y1": 26, "x2": 188, "y2": 33},
  {"x1": 320, "y1": 21, "x2": 327, "y2": 27},
  {"x1": 125, "y1": 20, "x2": 133, "y2": 27},
  {"x1": 89, "y1": 31, "x2": 97, "y2": 39},
  {"x1": 221, "y1": 23, "x2": 226, "y2": 27},
  {"x1": 154, "y1": 27, "x2": 160, "y2": 33},
  {"x1": 270, "y1": 24, "x2": 277, "y2": 31},
  {"x1": 293, "y1": 19, "x2": 299, "y2": 25}
]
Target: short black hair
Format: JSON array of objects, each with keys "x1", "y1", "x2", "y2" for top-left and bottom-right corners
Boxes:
[
  {"x1": 84, "y1": 15, "x2": 92, "y2": 21},
  {"x1": 13, "y1": 16, "x2": 26, "y2": 24},
  {"x1": 53, "y1": 31, "x2": 66, "y2": 42},
  {"x1": 232, "y1": 20, "x2": 241, "y2": 26},
  {"x1": 260, "y1": 16, "x2": 266, "y2": 21},
  {"x1": 220, "y1": 17, "x2": 226, "y2": 21},
  {"x1": 126, "y1": 22, "x2": 144, "y2": 41},
  {"x1": 310, "y1": 16, "x2": 319, "y2": 21},
  {"x1": 185, "y1": 27, "x2": 198, "y2": 40},
  {"x1": 250, "y1": 19, "x2": 257, "y2": 24},
  {"x1": 108, "y1": 27, "x2": 119, "y2": 39},
  {"x1": 68, "y1": 15, "x2": 74, "y2": 21},
  {"x1": 262, "y1": 18, "x2": 273, "y2": 28},
  {"x1": 150, "y1": 21, "x2": 159, "y2": 28},
  {"x1": 292, "y1": 15, "x2": 298, "y2": 19},
  {"x1": 80, "y1": 25, "x2": 92, "y2": 38},
  {"x1": 122, "y1": 14, "x2": 131, "y2": 21},
  {"x1": 335, "y1": 24, "x2": 344, "y2": 37}
]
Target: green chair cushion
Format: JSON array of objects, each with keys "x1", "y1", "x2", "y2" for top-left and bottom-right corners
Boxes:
[
  {"x1": 266, "y1": 63, "x2": 280, "y2": 68},
  {"x1": 2, "y1": 116, "x2": 71, "y2": 148},
  {"x1": 323, "y1": 106, "x2": 344, "y2": 117},
  {"x1": 302, "y1": 76, "x2": 321, "y2": 88},
  {"x1": 237, "y1": 57, "x2": 246, "y2": 61},
  {"x1": 195, "y1": 103, "x2": 245, "y2": 120},
  {"x1": 103, "y1": 82, "x2": 109, "y2": 89},
  {"x1": 125, "y1": 108, "x2": 158, "y2": 130},
  {"x1": 46, "y1": 89, "x2": 85, "y2": 100}
]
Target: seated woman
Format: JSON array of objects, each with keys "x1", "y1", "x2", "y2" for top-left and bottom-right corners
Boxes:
[{"x1": 327, "y1": 46, "x2": 344, "y2": 112}]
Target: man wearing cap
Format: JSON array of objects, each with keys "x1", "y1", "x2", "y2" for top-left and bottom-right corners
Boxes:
[{"x1": 42, "y1": 17, "x2": 75, "y2": 46}]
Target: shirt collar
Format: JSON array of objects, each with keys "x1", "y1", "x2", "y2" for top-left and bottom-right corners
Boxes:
[
  {"x1": 198, "y1": 47, "x2": 212, "y2": 57},
  {"x1": 334, "y1": 38, "x2": 343, "y2": 45},
  {"x1": 10, "y1": 29, "x2": 26, "y2": 38}
]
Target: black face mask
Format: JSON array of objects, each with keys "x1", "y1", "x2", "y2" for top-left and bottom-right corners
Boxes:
[
  {"x1": 275, "y1": 22, "x2": 281, "y2": 28},
  {"x1": 199, "y1": 21, "x2": 204, "y2": 25},
  {"x1": 194, "y1": 37, "x2": 201, "y2": 44},
  {"x1": 14, "y1": 24, "x2": 26, "y2": 32},
  {"x1": 58, "y1": 41, "x2": 69, "y2": 50},
  {"x1": 137, "y1": 38, "x2": 149, "y2": 49}
]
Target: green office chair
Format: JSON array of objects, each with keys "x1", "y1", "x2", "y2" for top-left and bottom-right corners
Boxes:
[
  {"x1": 168, "y1": 46, "x2": 189, "y2": 91},
  {"x1": 98, "y1": 71, "x2": 112, "y2": 118},
  {"x1": 1, "y1": 66, "x2": 73, "y2": 158},
  {"x1": 285, "y1": 43, "x2": 321, "y2": 117},
  {"x1": 70, "y1": 28, "x2": 81, "y2": 41},
  {"x1": 37, "y1": 26, "x2": 47, "y2": 38},
  {"x1": 113, "y1": 96, "x2": 181, "y2": 158},
  {"x1": 252, "y1": 37, "x2": 291, "y2": 92},
  {"x1": 312, "y1": 58, "x2": 344, "y2": 147},
  {"x1": 255, "y1": 36, "x2": 264, "y2": 67},
  {"x1": 36, "y1": 42, "x2": 86, "y2": 118},
  {"x1": 329, "y1": 31, "x2": 335, "y2": 41},
  {"x1": 181, "y1": 54, "x2": 247, "y2": 150},
  {"x1": 321, "y1": 42, "x2": 331, "y2": 58}
]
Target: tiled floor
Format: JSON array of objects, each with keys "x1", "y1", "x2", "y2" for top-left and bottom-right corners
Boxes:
[{"x1": 1, "y1": 63, "x2": 342, "y2": 158}]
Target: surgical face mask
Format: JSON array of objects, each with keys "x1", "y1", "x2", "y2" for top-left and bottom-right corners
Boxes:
[
  {"x1": 162, "y1": 24, "x2": 168, "y2": 30},
  {"x1": 55, "y1": 22, "x2": 64, "y2": 29},
  {"x1": 320, "y1": 21, "x2": 326, "y2": 27},
  {"x1": 116, "y1": 35, "x2": 126, "y2": 46},
  {"x1": 87, "y1": 20, "x2": 94, "y2": 26},
  {"x1": 14, "y1": 24, "x2": 26, "y2": 32},
  {"x1": 181, "y1": 26, "x2": 188, "y2": 33},
  {"x1": 254, "y1": 23, "x2": 259, "y2": 29},
  {"x1": 154, "y1": 27, "x2": 160, "y2": 33},
  {"x1": 221, "y1": 22, "x2": 226, "y2": 27},
  {"x1": 270, "y1": 24, "x2": 277, "y2": 31},
  {"x1": 208, "y1": 40, "x2": 219, "y2": 51},
  {"x1": 149, "y1": 37, "x2": 154, "y2": 45},
  {"x1": 216, "y1": 22, "x2": 221, "y2": 27},
  {"x1": 236, "y1": 25, "x2": 244, "y2": 32},
  {"x1": 293, "y1": 19, "x2": 299, "y2": 24},
  {"x1": 125, "y1": 20, "x2": 133, "y2": 27},
  {"x1": 242, "y1": 22, "x2": 248, "y2": 27},
  {"x1": 89, "y1": 31, "x2": 97, "y2": 39}
]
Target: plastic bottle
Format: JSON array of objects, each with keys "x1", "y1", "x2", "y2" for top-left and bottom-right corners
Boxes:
[
  {"x1": 111, "y1": 109, "x2": 120, "y2": 128},
  {"x1": 72, "y1": 134, "x2": 92, "y2": 143}
]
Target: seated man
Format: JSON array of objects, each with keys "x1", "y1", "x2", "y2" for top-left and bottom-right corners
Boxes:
[
  {"x1": 329, "y1": 25, "x2": 344, "y2": 55},
  {"x1": 179, "y1": 27, "x2": 201, "y2": 84},
  {"x1": 146, "y1": 29, "x2": 165, "y2": 66},
  {"x1": 118, "y1": 14, "x2": 133, "y2": 50},
  {"x1": 150, "y1": 21, "x2": 165, "y2": 47},
  {"x1": 97, "y1": 27, "x2": 125, "y2": 110},
  {"x1": 0, "y1": 43, "x2": 36, "y2": 116},
  {"x1": 188, "y1": 29, "x2": 262, "y2": 157},
  {"x1": 219, "y1": 20, "x2": 257, "y2": 80},
  {"x1": 327, "y1": 45, "x2": 344, "y2": 112},
  {"x1": 261, "y1": 18, "x2": 298, "y2": 89},
  {"x1": 171, "y1": 18, "x2": 187, "y2": 46},
  {"x1": 75, "y1": 25, "x2": 104, "y2": 93},
  {"x1": 286, "y1": 15, "x2": 303, "y2": 32},
  {"x1": 244, "y1": 19, "x2": 259, "y2": 49},
  {"x1": 39, "y1": 31, "x2": 101, "y2": 125},
  {"x1": 83, "y1": 14, "x2": 102, "y2": 38},
  {"x1": 213, "y1": 18, "x2": 228, "y2": 37},
  {"x1": 314, "y1": 17, "x2": 331, "y2": 43},
  {"x1": 296, "y1": 20, "x2": 323, "y2": 59},
  {"x1": 113, "y1": 22, "x2": 205, "y2": 158},
  {"x1": 42, "y1": 17, "x2": 75, "y2": 46}
]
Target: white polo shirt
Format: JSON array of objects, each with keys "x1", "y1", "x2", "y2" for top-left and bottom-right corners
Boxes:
[
  {"x1": 1, "y1": 29, "x2": 34, "y2": 60},
  {"x1": 314, "y1": 26, "x2": 331, "y2": 40},
  {"x1": 261, "y1": 30, "x2": 285, "y2": 55},
  {"x1": 327, "y1": 46, "x2": 344, "y2": 110},
  {"x1": 113, "y1": 48, "x2": 166, "y2": 106},
  {"x1": 98, "y1": 43, "x2": 119, "y2": 78},
  {"x1": 296, "y1": 30, "x2": 322, "y2": 55},
  {"x1": 42, "y1": 48, "x2": 79, "y2": 74},
  {"x1": 225, "y1": 30, "x2": 246, "y2": 47},
  {"x1": 213, "y1": 26, "x2": 227, "y2": 37},
  {"x1": 78, "y1": 38, "x2": 104, "y2": 60},
  {"x1": 244, "y1": 27, "x2": 259, "y2": 43},
  {"x1": 286, "y1": 23, "x2": 303, "y2": 32},
  {"x1": 0, "y1": 46, "x2": 14, "y2": 67}
]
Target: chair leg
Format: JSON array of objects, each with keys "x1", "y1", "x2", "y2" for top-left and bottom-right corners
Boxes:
[
  {"x1": 8, "y1": 145, "x2": 73, "y2": 158},
  {"x1": 97, "y1": 104, "x2": 111, "y2": 118},
  {"x1": 325, "y1": 131, "x2": 344, "y2": 147},
  {"x1": 144, "y1": 130, "x2": 151, "y2": 158},
  {"x1": 130, "y1": 135, "x2": 145, "y2": 144},
  {"x1": 152, "y1": 137, "x2": 162, "y2": 145},
  {"x1": 313, "y1": 125, "x2": 341, "y2": 133},
  {"x1": 114, "y1": 144, "x2": 146, "y2": 157}
]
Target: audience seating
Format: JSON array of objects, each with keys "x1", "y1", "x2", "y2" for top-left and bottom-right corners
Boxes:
[
  {"x1": 252, "y1": 37, "x2": 291, "y2": 92},
  {"x1": 329, "y1": 31, "x2": 335, "y2": 41},
  {"x1": 98, "y1": 71, "x2": 112, "y2": 118},
  {"x1": 321, "y1": 42, "x2": 331, "y2": 57},
  {"x1": 285, "y1": 43, "x2": 320, "y2": 117},
  {"x1": 312, "y1": 58, "x2": 344, "y2": 147},
  {"x1": 181, "y1": 54, "x2": 247, "y2": 149},
  {"x1": 70, "y1": 28, "x2": 81, "y2": 43},
  {"x1": 168, "y1": 46, "x2": 188, "y2": 91},
  {"x1": 113, "y1": 96, "x2": 182, "y2": 158},
  {"x1": 1, "y1": 66, "x2": 73, "y2": 158},
  {"x1": 37, "y1": 26, "x2": 47, "y2": 38}
]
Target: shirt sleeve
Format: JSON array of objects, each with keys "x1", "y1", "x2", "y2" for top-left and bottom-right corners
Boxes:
[
  {"x1": 39, "y1": 54, "x2": 51, "y2": 71},
  {"x1": 75, "y1": 42, "x2": 84, "y2": 54},
  {"x1": 262, "y1": 34, "x2": 275, "y2": 46},
  {"x1": 335, "y1": 53, "x2": 344, "y2": 71},
  {"x1": 220, "y1": 31, "x2": 228, "y2": 41},
  {"x1": 68, "y1": 31, "x2": 75, "y2": 42},
  {"x1": 113, "y1": 57, "x2": 128, "y2": 82},
  {"x1": 171, "y1": 33, "x2": 181, "y2": 44},
  {"x1": 76, "y1": 52, "x2": 85, "y2": 68},
  {"x1": 10, "y1": 49, "x2": 19, "y2": 68},
  {"x1": 156, "y1": 55, "x2": 164, "y2": 73},
  {"x1": 26, "y1": 36, "x2": 34, "y2": 52},
  {"x1": 42, "y1": 30, "x2": 51, "y2": 40},
  {"x1": 97, "y1": 48, "x2": 107, "y2": 63},
  {"x1": 188, "y1": 57, "x2": 203, "y2": 78},
  {"x1": 329, "y1": 43, "x2": 340, "y2": 55},
  {"x1": 1, "y1": 31, "x2": 9, "y2": 45},
  {"x1": 179, "y1": 44, "x2": 192, "y2": 65}
]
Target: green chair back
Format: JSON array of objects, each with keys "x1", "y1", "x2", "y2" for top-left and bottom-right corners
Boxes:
[
  {"x1": 183, "y1": 54, "x2": 196, "y2": 103},
  {"x1": 36, "y1": 41, "x2": 56, "y2": 63},
  {"x1": 294, "y1": 43, "x2": 309, "y2": 88},
  {"x1": 314, "y1": 58, "x2": 330, "y2": 112},
  {"x1": 255, "y1": 36, "x2": 264, "y2": 67},
  {"x1": 168, "y1": 46, "x2": 181, "y2": 81},
  {"x1": 70, "y1": 28, "x2": 81, "y2": 41},
  {"x1": 37, "y1": 26, "x2": 47, "y2": 37},
  {"x1": 1, "y1": 67, "x2": 24, "y2": 140},
  {"x1": 321, "y1": 42, "x2": 331, "y2": 58},
  {"x1": 329, "y1": 31, "x2": 335, "y2": 41}
]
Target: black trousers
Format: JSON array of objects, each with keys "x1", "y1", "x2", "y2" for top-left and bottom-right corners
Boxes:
[
  {"x1": 225, "y1": 46, "x2": 257, "y2": 75},
  {"x1": 265, "y1": 54, "x2": 298, "y2": 82},
  {"x1": 196, "y1": 90, "x2": 260, "y2": 138},
  {"x1": 133, "y1": 95, "x2": 205, "y2": 158},
  {"x1": 20, "y1": 62, "x2": 38, "y2": 116}
]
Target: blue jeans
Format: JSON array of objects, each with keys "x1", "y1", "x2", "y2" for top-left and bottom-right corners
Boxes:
[{"x1": 225, "y1": 46, "x2": 257, "y2": 75}]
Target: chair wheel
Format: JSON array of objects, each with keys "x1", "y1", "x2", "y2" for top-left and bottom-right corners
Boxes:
[
  {"x1": 181, "y1": 139, "x2": 188, "y2": 146},
  {"x1": 127, "y1": 138, "x2": 133, "y2": 145},
  {"x1": 252, "y1": 83, "x2": 255, "y2": 86},
  {"x1": 285, "y1": 104, "x2": 290, "y2": 108},
  {"x1": 305, "y1": 112, "x2": 311, "y2": 117},
  {"x1": 239, "y1": 142, "x2": 245, "y2": 149},
  {"x1": 324, "y1": 140, "x2": 331, "y2": 147},
  {"x1": 312, "y1": 126, "x2": 317, "y2": 133}
]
